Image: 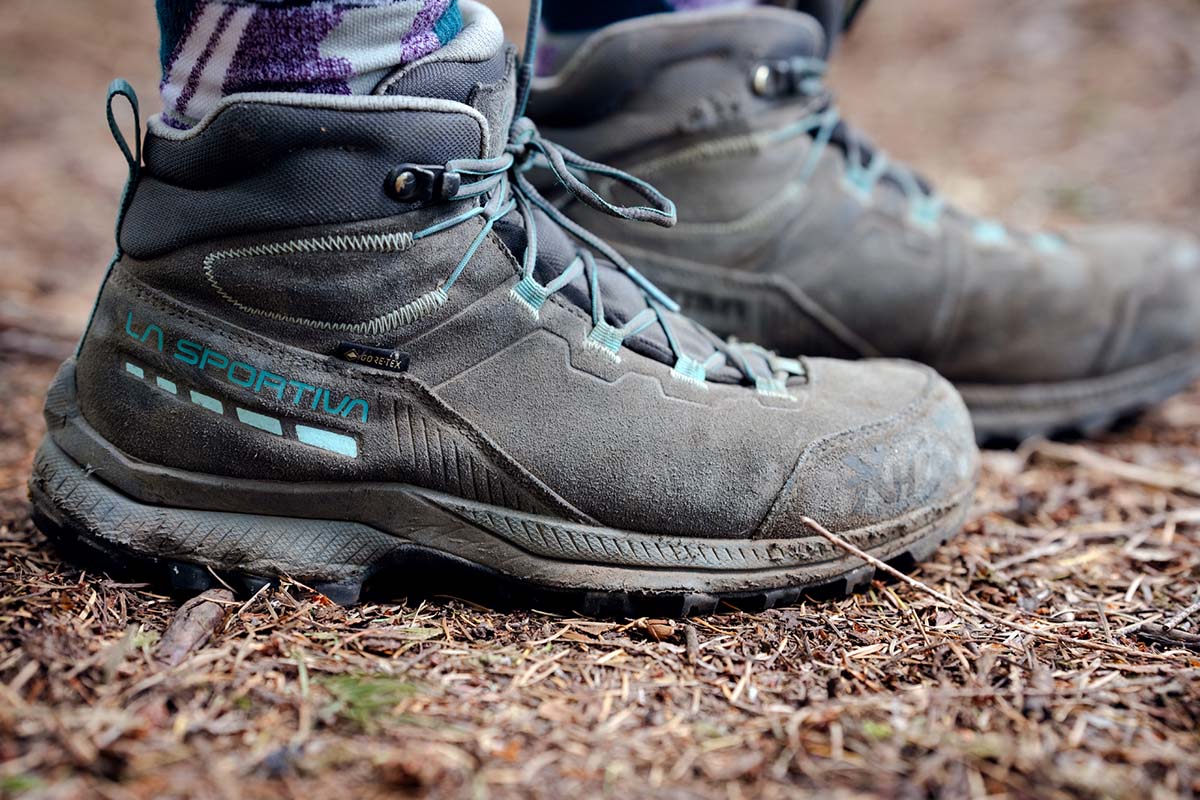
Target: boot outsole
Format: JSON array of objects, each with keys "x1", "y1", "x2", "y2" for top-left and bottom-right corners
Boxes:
[
  {"x1": 958, "y1": 349, "x2": 1200, "y2": 446},
  {"x1": 29, "y1": 435, "x2": 969, "y2": 618}
]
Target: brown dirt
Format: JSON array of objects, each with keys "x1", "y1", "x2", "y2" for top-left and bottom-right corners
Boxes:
[{"x1": 3, "y1": 1, "x2": 1200, "y2": 797}]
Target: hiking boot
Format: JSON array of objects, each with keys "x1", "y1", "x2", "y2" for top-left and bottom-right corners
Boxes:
[
  {"x1": 28, "y1": 1, "x2": 977, "y2": 616},
  {"x1": 528, "y1": 6, "x2": 1200, "y2": 443}
]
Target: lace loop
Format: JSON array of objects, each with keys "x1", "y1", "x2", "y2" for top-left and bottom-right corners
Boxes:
[
  {"x1": 401, "y1": 117, "x2": 766, "y2": 386},
  {"x1": 758, "y1": 58, "x2": 952, "y2": 230},
  {"x1": 506, "y1": 117, "x2": 677, "y2": 228}
]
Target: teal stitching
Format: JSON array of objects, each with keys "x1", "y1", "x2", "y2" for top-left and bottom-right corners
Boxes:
[
  {"x1": 908, "y1": 195, "x2": 944, "y2": 232},
  {"x1": 510, "y1": 255, "x2": 584, "y2": 320},
  {"x1": 203, "y1": 232, "x2": 458, "y2": 335},
  {"x1": 510, "y1": 275, "x2": 549, "y2": 316},
  {"x1": 1033, "y1": 232, "x2": 1066, "y2": 254},
  {"x1": 841, "y1": 170, "x2": 875, "y2": 202}
]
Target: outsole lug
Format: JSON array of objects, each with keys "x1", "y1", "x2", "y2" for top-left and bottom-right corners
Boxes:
[
  {"x1": 36, "y1": 504, "x2": 955, "y2": 617},
  {"x1": 968, "y1": 353, "x2": 1200, "y2": 447},
  {"x1": 239, "y1": 575, "x2": 274, "y2": 596},
  {"x1": 678, "y1": 593, "x2": 716, "y2": 617},
  {"x1": 31, "y1": 442, "x2": 965, "y2": 618},
  {"x1": 312, "y1": 579, "x2": 364, "y2": 606},
  {"x1": 168, "y1": 562, "x2": 218, "y2": 594}
]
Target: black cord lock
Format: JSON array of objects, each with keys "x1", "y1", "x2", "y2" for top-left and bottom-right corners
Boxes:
[{"x1": 385, "y1": 165, "x2": 462, "y2": 203}]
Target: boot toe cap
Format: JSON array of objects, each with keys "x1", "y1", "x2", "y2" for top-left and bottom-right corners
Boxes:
[
  {"x1": 762, "y1": 359, "x2": 979, "y2": 538},
  {"x1": 1069, "y1": 224, "x2": 1200, "y2": 371}
]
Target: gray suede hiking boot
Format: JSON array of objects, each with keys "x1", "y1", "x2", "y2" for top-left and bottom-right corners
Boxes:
[
  {"x1": 29, "y1": 2, "x2": 977, "y2": 616},
  {"x1": 528, "y1": 7, "x2": 1200, "y2": 443}
]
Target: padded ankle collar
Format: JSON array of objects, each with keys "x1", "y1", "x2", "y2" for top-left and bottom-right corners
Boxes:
[
  {"x1": 529, "y1": 6, "x2": 824, "y2": 129},
  {"x1": 122, "y1": 96, "x2": 490, "y2": 258}
]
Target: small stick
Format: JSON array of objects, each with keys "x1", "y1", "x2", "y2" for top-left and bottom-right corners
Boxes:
[
  {"x1": 1136, "y1": 624, "x2": 1200, "y2": 653},
  {"x1": 1115, "y1": 592, "x2": 1200, "y2": 636},
  {"x1": 155, "y1": 588, "x2": 236, "y2": 667},
  {"x1": 1029, "y1": 440, "x2": 1200, "y2": 496},
  {"x1": 800, "y1": 517, "x2": 1180, "y2": 661}
]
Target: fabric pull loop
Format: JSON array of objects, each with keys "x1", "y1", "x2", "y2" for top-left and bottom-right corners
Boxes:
[
  {"x1": 106, "y1": 79, "x2": 142, "y2": 245},
  {"x1": 106, "y1": 79, "x2": 141, "y2": 179}
]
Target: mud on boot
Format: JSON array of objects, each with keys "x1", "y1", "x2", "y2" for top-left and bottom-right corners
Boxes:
[
  {"x1": 30, "y1": 1, "x2": 978, "y2": 615},
  {"x1": 529, "y1": 6, "x2": 1200, "y2": 444}
]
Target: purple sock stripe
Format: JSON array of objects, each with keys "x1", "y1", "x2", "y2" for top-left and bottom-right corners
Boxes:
[
  {"x1": 218, "y1": 0, "x2": 415, "y2": 4},
  {"x1": 162, "y1": 1, "x2": 207, "y2": 80},
  {"x1": 222, "y1": 4, "x2": 353, "y2": 97},
  {"x1": 175, "y1": 4, "x2": 239, "y2": 119},
  {"x1": 667, "y1": 0, "x2": 753, "y2": 8},
  {"x1": 160, "y1": 113, "x2": 196, "y2": 130},
  {"x1": 159, "y1": 0, "x2": 465, "y2": 126},
  {"x1": 400, "y1": 0, "x2": 452, "y2": 62}
]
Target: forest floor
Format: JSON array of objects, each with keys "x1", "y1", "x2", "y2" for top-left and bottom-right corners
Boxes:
[{"x1": 2, "y1": 0, "x2": 1200, "y2": 797}]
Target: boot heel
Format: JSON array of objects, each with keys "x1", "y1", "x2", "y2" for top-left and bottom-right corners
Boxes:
[{"x1": 28, "y1": 437, "x2": 404, "y2": 604}]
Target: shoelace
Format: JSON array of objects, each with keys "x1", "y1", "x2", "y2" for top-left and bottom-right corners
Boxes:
[
  {"x1": 394, "y1": 0, "x2": 795, "y2": 391},
  {"x1": 756, "y1": 57, "x2": 948, "y2": 229},
  {"x1": 759, "y1": 57, "x2": 1075, "y2": 252},
  {"x1": 397, "y1": 117, "x2": 801, "y2": 388}
]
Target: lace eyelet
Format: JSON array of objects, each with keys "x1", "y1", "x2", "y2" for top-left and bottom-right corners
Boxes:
[
  {"x1": 671, "y1": 356, "x2": 708, "y2": 388},
  {"x1": 973, "y1": 220, "x2": 1011, "y2": 247},
  {"x1": 752, "y1": 64, "x2": 776, "y2": 97},
  {"x1": 510, "y1": 275, "x2": 549, "y2": 318},
  {"x1": 841, "y1": 173, "x2": 875, "y2": 205},
  {"x1": 755, "y1": 376, "x2": 795, "y2": 401},
  {"x1": 582, "y1": 324, "x2": 623, "y2": 364}
]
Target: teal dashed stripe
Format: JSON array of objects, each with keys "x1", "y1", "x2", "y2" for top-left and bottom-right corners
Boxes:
[
  {"x1": 125, "y1": 364, "x2": 358, "y2": 458},
  {"x1": 189, "y1": 390, "x2": 224, "y2": 414},
  {"x1": 236, "y1": 407, "x2": 283, "y2": 436},
  {"x1": 296, "y1": 425, "x2": 359, "y2": 458}
]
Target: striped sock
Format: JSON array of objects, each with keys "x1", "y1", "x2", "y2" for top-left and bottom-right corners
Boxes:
[
  {"x1": 538, "y1": 0, "x2": 756, "y2": 75},
  {"x1": 540, "y1": 0, "x2": 755, "y2": 33},
  {"x1": 156, "y1": 0, "x2": 462, "y2": 129}
]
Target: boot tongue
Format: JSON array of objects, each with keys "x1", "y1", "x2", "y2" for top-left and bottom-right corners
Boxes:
[
  {"x1": 379, "y1": 47, "x2": 510, "y2": 106},
  {"x1": 374, "y1": 0, "x2": 516, "y2": 158},
  {"x1": 380, "y1": 2, "x2": 775, "y2": 382},
  {"x1": 768, "y1": 0, "x2": 843, "y2": 56},
  {"x1": 497, "y1": 207, "x2": 772, "y2": 384}
]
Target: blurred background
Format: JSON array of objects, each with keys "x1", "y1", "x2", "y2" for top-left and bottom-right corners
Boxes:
[
  {"x1": 1, "y1": 0, "x2": 1199, "y2": 334},
  {"x1": 1, "y1": 6, "x2": 1199, "y2": 794}
]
